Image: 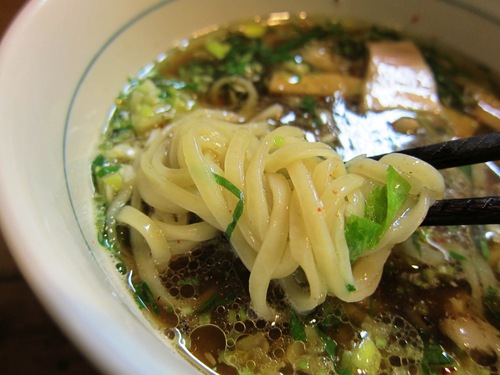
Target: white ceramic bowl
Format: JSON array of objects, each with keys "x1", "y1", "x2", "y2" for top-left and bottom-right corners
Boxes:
[{"x1": 0, "y1": 0, "x2": 499, "y2": 374}]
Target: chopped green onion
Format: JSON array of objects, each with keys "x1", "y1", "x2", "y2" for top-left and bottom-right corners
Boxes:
[
  {"x1": 273, "y1": 135, "x2": 285, "y2": 147},
  {"x1": 241, "y1": 24, "x2": 267, "y2": 38},
  {"x1": 227, "y1": 309, "x2": 237, "y2": 324},
  {"x1": 115, "y1": 262, "x2": 127, "y2": 275},
  {"x1": 213, "y1": 173, "x2": 243, "y2": 200},
  {"x1": 213, "y1": 173, "x2": 244, "y2": 238},
  {"x1": 448, "y1": 251, "x2": 466, "y2": 261},
  {"x1": 341, "y1": 337, "x2": 382, "y2": 374},
  {"x1": 101, "y1": 172, "x2": 123, "y2": 191},
  {"x1": 96, "y1": 164, "x2": 122, "y2": 178},
  {"x1": 205, "y1": 40, "x2": 231, "y2": 60},
  {"x1": 298, "y1": 358, "x2": 309, "y2": 370},
  {"x1": 195, "y1": 287, "x2": 237, "y2": 315},
  {"x1": 421, "y1": 337, "x2": 457, "y2": 375},
  {"x1": 91, "y1": 154, "x2": 107, "y2": 171},
  {"x1": 133, "y1": 281, "x2": 160, "y2": 315},
  {"x1": 225, "y1": 199, "x2": 244, "y2": 238},
  {"x1": 479, "y1": 238, "x2": 490, "y2": 261},
  {"x1": 177, "y1": 276, "x2": 200, "y2": 287},
  {"x1": 198, "y1": 313, "x2": 211, "y2": 326},
  {"x1": 346, "y1": 284, "x2": 357, "y2": 292},
  {"x1": 315, "y1": 327, "x2": 338, "y2": 362},
  {"x1": 195, "y1": 290, "x2": 220, "y2": 315}
]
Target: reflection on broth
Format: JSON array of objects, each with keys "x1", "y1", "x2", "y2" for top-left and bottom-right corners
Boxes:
[{"x1": 92, "y1": 15, "x2": 500, "y2": 374}]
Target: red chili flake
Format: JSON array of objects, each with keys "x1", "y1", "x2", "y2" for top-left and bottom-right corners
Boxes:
[
  {"x1": 410, "y1": 12, "x2": 420, "y2": 24},
  {"x1": 176, "y1": 240, "x2": 181, "y2": 244},
  {"x1": 317, "y1": 207, "x2": 322, "y2": 212}
]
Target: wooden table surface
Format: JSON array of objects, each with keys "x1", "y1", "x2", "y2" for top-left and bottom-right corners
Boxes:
[{"x1": 0, "y1": 1, "x2": 102, "y2": 374}]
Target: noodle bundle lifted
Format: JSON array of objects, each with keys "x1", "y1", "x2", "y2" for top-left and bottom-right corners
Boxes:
[
  {"x1": 92, "y1": 16, "x2": 500, "y2": 373},
  {"x1": 115, "y1": 109, "x2": 444, "y2": 318}
]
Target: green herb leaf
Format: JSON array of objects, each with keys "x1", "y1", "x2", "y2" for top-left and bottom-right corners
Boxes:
[
  {"x1": 345, "y1": 215, "x2": 382, "y2": 263},
  {"x1": 290, "y1": 311, "x2": 307, "y2": 343},
  {"x1": 365, "y1": 186, "x2": 387, "y2": 224},
  {"x1": 195, "y1": 287, "x2": 237, "y2": 315},
  {"x1": 345, "y1": 166, "x2": 411, "y2": 263},
  {"x1": 385, "y1": 165, "x2": 411, "y2": 230}
]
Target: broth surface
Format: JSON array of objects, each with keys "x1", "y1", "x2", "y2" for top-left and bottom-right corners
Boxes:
[{"x1": 92, "y1": 16, "x2": 500, "y2": 374}]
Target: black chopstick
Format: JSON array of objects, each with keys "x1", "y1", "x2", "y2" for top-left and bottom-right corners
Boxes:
[
  {"x1": 367, "y1": 133, "x2": 500, "y2": 226},
  {"x1": 370, "y1": 132, "x2": 500, "y2": 170},
  {"x1": 421, "y1": 196, "x2": 500, "y2": 226}
]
